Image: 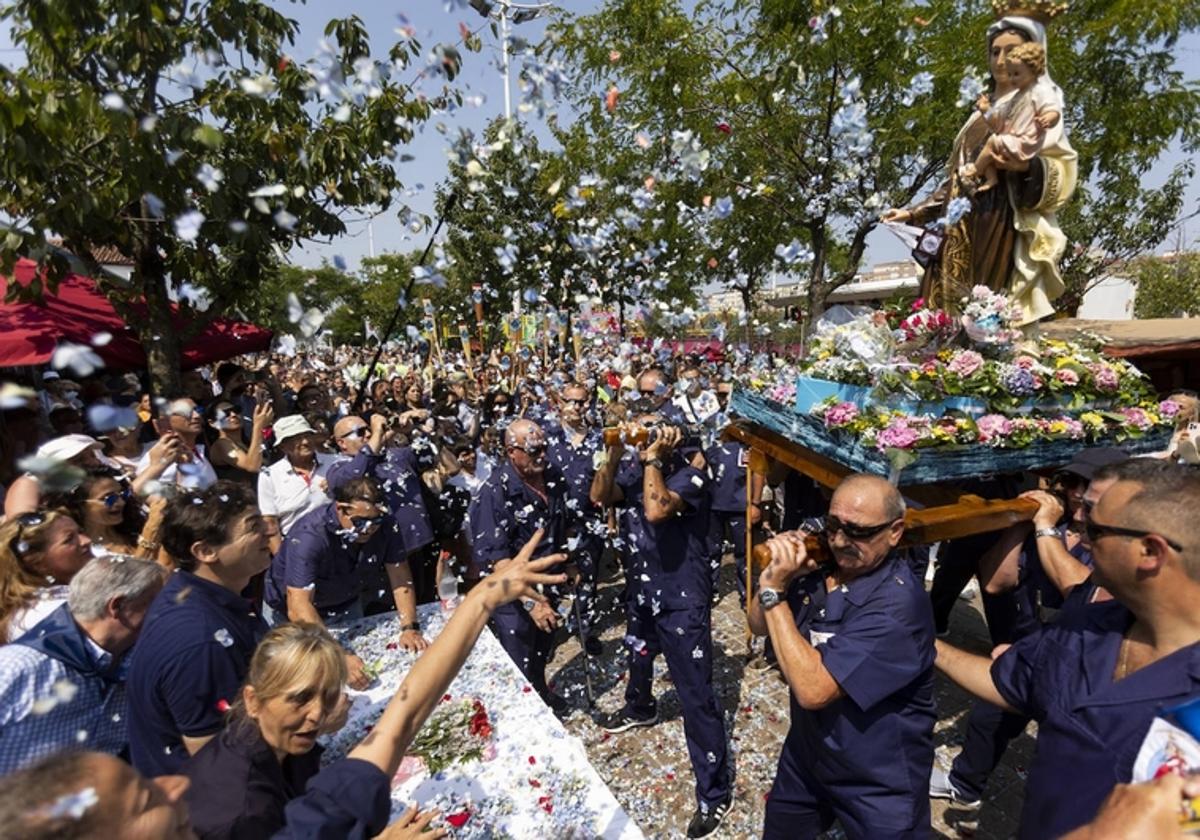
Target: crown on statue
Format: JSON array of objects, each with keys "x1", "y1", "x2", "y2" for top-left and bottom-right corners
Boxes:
[{"x1": 990, "y1": 0, "x2": 1068, "y2": 23}]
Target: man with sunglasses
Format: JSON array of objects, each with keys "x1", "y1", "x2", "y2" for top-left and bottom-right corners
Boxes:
[
  {"x1": 134, "y1": 397, "x2": 217, "y2": 492},
  {"x1": 327, "y1": 412, "x2": 435, "y2": 562},
  {"x1": 751, "y1": 473, "x2": 936, "y2": 840},
  {"x1": 935, "y1": 462, "x2": 1200, "y2": 839},
  {"x1": 591, "y1": 416, "x2": 733, "y2": 839},
  {"x1": 545, "y1": 382, "x2": 605, "y2": 656},
  {"x1": 264, "y1": 477, "x2": 427, "y2": 690},
  {"x1": 469, "y1": 419, "x2": 573, "y2": 715}
]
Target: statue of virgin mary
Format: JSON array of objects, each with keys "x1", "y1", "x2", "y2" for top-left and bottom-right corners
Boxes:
[{"x1": 884, "y1": 5, "x2": 1077, "y2": 326}]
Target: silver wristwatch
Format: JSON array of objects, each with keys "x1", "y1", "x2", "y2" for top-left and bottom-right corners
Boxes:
[
  {"x1": 1034, "y1": 527, "x2": 1060, "y2": 540},
  {"x1": 758, "y1": 588, "x2": 785, "y2": 610}
]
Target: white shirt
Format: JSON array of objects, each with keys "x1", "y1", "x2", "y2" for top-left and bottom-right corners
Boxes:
[
  {"x1": 7, "y1": 586, "x2": 70, "y2": 642},
  {"x1": 257, "y1": 453, "x2": 339, "y2": 538},
  {"x1": 136, "y1": 443, "x2": 218, "y2": 491}
]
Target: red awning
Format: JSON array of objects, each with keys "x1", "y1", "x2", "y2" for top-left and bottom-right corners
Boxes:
[{"x1": 0, "y1": 258, "x2": 272, "y2": 370}]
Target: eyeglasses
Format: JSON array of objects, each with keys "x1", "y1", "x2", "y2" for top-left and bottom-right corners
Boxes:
[
  {"x1": 562, "y1": 398, "x2": 587, "y2": 406},
  {"x1": 338, "y1": 426, "x2": 368, "y2": 440},
  {"x1": 638, "y1": 389, "x2": 658, "y2": 397},
  {"x1": 824, "y1": 515, "x2": 896, "y2": 541},
  {"x1": 8, "y1": 511, "x2": 47, "y2": 557},
  {"x1": 1083, "y1": 516, "x2": 1183, "y2": 553},
  {"x1": 511, "y1": 444, "x2": 546, "y2": 456},
  {"x1": 349, "y1": 514, "x2": 386, "y2": 531}
]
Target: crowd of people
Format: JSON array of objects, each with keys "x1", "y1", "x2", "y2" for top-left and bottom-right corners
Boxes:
[{"x1": 0, "y1": 341, "x2": 1197, "y2": 839}]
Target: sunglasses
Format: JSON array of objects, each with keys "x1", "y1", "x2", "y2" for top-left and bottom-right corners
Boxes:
[
  {"x1": 824, "y1": 515, "x2": 896, "y2": 541},
  {"x1": 1083, "y1": 516, "x2": 1183, "y2": 553},
  {"x1": 511, "y1": 444, "x2": 546, "y2": 456},
  {"x1": 8, "y1": 511, "x2": 47, "y2": 557},
  {"x1": 96, "y1": 489, "x2": 131, "y2": 508},
  {"x1": 338, "y1": 426, "x2": 369, "y2": 440},
  {"x1": 349, "y1": 514, "x2": 386, "y2": 531},
  {"x1": 638, "y1": 389, "x2": 659, "y2": 397},
  {"x1": 562, "y1": 398, "x2": 587, "y2": 406}
]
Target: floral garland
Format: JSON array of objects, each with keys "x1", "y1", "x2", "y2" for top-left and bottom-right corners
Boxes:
[{"x1": 814, "y1": 398, "x2": 1181, "y2": 453}]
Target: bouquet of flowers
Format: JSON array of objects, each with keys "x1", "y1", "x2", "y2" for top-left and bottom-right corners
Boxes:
[
  {"x1": 960, "y1": 285, "x2": 1023, "y2": 352},
  {"x1": 406, "y1": 696, "x2": 494, "y2": 775},
  {"x1": 894, "y1": 299, "x2": 959, "y2": 353}
]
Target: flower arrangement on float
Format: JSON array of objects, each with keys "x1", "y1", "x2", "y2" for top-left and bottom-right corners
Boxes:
[{"x1": 735, "y1": 287, "x2": 1176, "y2": 480}]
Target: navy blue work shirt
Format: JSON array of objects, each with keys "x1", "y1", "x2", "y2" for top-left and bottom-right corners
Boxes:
[
  {"x1": 544, "y1": 421, "x2": 604, "y2": 526},
  {"x1": 779, "y1": 553, "x2": 936, "y2": 832},
  {"x1": 704, "y1": 441, "x2": 746, "y2": 513},
  {"x1": 264, "y1": 503, "x2": 409, "y2": 615},
  {"x1": 128, "y1": 570, "x2": 268, "y2": 776},
  {"x1": 185, "y1": 723, "x2": 322, "y2": 840},
  {"x1": 469, "y1": 460, "x2": 570, "y2": 572},
  {"x1": 325, "y1": 444, "x2": 433, "y2": 555},
  {"x1": 615, "y1": 453, "x2": 712, "y2": 611},
  {"x1": 273, "y1": 757, "x2": 391, "y2": 840},
  {"x1": 991, "y1": 600, "x2": 1200, "y2": 839}
]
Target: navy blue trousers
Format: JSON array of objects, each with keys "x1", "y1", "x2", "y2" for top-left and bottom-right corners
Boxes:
[
  {"x1": 490, "y1": 601, "x2": 556, "y2": 701},
  {"x1": 624, "y1": 601, "x2": 731, "y2": 807}
]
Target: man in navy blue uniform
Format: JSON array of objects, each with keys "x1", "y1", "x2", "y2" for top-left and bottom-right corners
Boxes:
[
  {"x1": 328, "y1": 411, "x2": 434, "y2": 558},
  {"x1": 545, "y1": 381, "x2": 605, "y2": 655},
  {"x1": 704, "y1": 438, "x2": 763, "y2": 603},
  {"x1": 127, "y1": 481, "x2": 272, "y2": 777},
  {"x1": 752, "y1": 473, "x2": 935, "y2": 839},
  {"x1": 591, "y1": 418, "x2": 733, "y2": 839},
  {"x1": 469, "y1": 418, "x2": 573, "y2": 713},
  {"x1": 264, "y1": 476, "x2": 428, "y2": 689},
  {"x1": 936, "y1": 463, "x2": 1200, "y2": 839}
]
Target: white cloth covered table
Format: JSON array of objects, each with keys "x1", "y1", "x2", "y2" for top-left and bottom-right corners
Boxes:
[{"x1": 322, "y1": 603, "x2": 644, "y2": 839}]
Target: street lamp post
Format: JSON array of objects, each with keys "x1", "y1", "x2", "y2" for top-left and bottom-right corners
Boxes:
[{"x1": 470, "y1": 0, "x2": 552, "y2": 122}]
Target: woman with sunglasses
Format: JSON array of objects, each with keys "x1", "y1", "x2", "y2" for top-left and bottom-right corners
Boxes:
[
  {"x1": 67, "y1": 471, "x2": 167, "y2": 564},
  {"x1": 0, "y1": 510, "x2": 92, "y2": 642},
  {"x1": 206, "y1": 399, "x2": 274, "y2": 486}
]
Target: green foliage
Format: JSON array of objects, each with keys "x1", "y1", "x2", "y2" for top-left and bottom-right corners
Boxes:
[
  {"x1": 1132, "y1": 252, "x2": 1200, "y2": 318},
  {"x1": 548, "y1": 0, "x2": 1200, "y2": 324},
  {"x1": 0, "y1": 0, "x2": 472, "y2": 388}
]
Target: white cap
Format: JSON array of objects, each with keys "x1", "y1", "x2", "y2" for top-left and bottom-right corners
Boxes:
[
  {"x1": 35, "y1": 434, "x2": 100, "y2": 462},
  {"x1": 273, "y1": 414, "x2": 317, "y2": 443}
]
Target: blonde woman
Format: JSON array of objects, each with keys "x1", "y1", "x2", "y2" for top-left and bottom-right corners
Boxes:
[
  {"x1": 0, "y1": 510, "x2": 93, "y2": 642},
  {"x1": 183, "y1": 623, "x2": 352, "y2": 840},
  {"x1": 184, "y1": 529, "x2": 565, "y2": 840}
]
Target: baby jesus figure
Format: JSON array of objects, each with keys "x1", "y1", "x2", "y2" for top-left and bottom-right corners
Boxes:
[{"x1": 960, "y1": 42, "x2": 1060, "y2": 193}]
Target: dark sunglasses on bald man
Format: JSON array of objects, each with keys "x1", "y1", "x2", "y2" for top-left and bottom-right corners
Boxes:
[{"x1": 824, "y1": 514, "x2": 897, "y2": 541}]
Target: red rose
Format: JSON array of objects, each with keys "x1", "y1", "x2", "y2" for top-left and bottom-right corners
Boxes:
[{"x1": 446, "y1": 811, "x2": 471, "y2": 828}]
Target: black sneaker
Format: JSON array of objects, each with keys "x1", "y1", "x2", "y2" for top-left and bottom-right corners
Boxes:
[
  {"x1": 584, "y1": 636, "x2": 603, "y2": 656},
  {"x1": 687, "y1": 793, "x2": 733, "y2": 838},
  {"x1": 597, "y1": 708, "x2": 658, "y2": 734},
  {"x1": 544, "y1": 692, "x2": 570, "y2": 718}
]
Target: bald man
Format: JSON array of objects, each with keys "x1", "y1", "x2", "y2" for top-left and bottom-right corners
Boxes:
[
  {"x1": 469, "y1": 418, "x2": 572, "y2": 714},
  {"x1": 751, "y1": 474, "x2": 936, "y2": 840}
]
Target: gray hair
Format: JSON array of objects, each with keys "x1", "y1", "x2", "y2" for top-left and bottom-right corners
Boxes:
[{"x1": 67, "y1": 555, "x2": 165, "y2": 621}]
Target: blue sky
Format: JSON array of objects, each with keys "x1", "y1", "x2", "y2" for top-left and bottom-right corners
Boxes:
[{"x1": 2, "y1": 1, "x2": 1197, "y2": 276}]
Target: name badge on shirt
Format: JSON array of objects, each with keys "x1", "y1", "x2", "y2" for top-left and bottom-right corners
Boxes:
[{"x1": 809, "y1": 630, "x2": 835, "y2": 648}]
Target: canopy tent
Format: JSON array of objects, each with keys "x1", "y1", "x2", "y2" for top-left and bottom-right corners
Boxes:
[{"x1": 0, "y1": 258, "x2": 272, "y2": 370}]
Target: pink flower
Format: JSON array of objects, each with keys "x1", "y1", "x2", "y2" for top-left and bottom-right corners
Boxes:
[
  {"x1": 1054, "y1": 369, "x2": 1079, "y2": 386},
  {"x1": 1160, "y1": 399, "x2": 1181, "y2": 418},
  {"x1": 1120, "y1": 407, "x2": 1152, "y2": 430},
  {"x1": 1014, "y1": 355, "x2": 1037, "y2": 370},
  {"x1": 947, "y1": 350, "x2": 984, "y2": 378},
  {"x1": 976, "y1": 414, "x2": 1013, "y2": 443},
  {"x1": 1090, "y1": 364, "x2": 1119, "y2": 392},
  {"x1": 823, "y1": 401, "x2": 859, "y2": 428},
  {"x1": 876, "y1": 421, "x2": 920, "y2": 450}
]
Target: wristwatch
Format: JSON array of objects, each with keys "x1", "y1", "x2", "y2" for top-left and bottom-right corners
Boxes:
[
  {"x1": 758, "y1": 588, "x2": 785, "y2": 611},
  {"x1": 645, "y1": 458, "x2": 664, "y2": 470},
  {"x1": 521, "y1": 598, "x2": 536, "y2": 612},
  {"x1": 1034, "y1": 527, "x2": 1060, "y2": 540}
]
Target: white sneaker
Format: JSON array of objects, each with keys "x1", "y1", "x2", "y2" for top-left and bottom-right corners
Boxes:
[{"x1": 958, "y1": 580, "x2": 978, "y2": 602}]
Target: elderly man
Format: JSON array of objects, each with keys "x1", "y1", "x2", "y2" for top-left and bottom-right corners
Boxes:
[
  {"x1": 591, "y1": 418, "x2": 732, "y2": 839},
  {"x1": 752, "y1": 474, "x2": 935, "y2": 839},
  {"x1": 257, "y1": 414, "x2": 337, "y2": 554},
  {"x1": 134, "y1": 396, "x2": 217, "y2": 492},
  {"x1": 935, "y1": 463, "x2": 1200, "y2": 839},
  {"x1": 0, "y1": 554, "x2": 165, "y2": 774},
  {"x1": 470, "y1": 418, "x2": 571, "y2": 713}
]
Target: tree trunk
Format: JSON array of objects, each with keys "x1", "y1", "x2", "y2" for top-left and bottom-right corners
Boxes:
[
  {"x1": 136, "y1": 261, "x2": 183, "y2": 399},
  {"x1": 739, "y1": 285, "x2": 753, "y2": 346}
]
